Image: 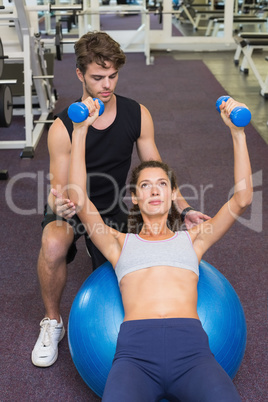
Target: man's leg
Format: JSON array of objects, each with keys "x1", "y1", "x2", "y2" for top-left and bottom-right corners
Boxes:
[
  {"x1": 32, "y1": 220, "x2": 75, "y2": 367},
  {"x1": 37, "y1": 220, "x2": 75, "y2": 321}
]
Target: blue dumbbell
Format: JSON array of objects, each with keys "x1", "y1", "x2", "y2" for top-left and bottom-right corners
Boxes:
[
  {"x1": 68, "y1": 98, "x2": 105, "y2": 123},
  {"x1": 216, "y1": 96, "x2": 251, "y2": 127}
]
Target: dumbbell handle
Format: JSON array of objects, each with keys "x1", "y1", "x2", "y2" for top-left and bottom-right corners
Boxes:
[
  {"x1": 68, "y1": 98, "x2": 105, "y2": 123},
  {"x1": 216, "y1": 96, "x2": 251, "y2": 127}
]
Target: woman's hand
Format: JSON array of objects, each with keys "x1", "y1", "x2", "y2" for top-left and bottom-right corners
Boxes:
[
  {"x1": 219, "y1": 98, "x2": 248, "y2": 132},
  {"x1": 72, "y1": 97, "x2": 101, "y2": 132}
]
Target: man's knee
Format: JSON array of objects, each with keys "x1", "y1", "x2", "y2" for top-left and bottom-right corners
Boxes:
[{"x1": 41, "y1": 222, "x2": 74, "y2": 264}]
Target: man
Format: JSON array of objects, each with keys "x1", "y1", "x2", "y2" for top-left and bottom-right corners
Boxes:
[{"x1": 32, "y1": 31, "x2": 209, "y2": 368}]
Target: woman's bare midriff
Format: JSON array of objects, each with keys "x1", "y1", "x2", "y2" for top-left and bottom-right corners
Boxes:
[{"x1": 119, "y1": 266, "x2": 199, "y2": 322}]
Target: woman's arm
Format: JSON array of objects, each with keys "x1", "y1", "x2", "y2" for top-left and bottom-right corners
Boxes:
[
  {"x1": 190, "y1": 98, "x2": 253, "y2": 260},
  {"x1": 67, "y1": 97, "x2": 122, "y2": 265}
]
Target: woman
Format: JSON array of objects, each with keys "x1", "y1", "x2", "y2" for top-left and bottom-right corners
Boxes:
[{"x1": 66, "y1": 97, "x2": 252, "y2": 401}]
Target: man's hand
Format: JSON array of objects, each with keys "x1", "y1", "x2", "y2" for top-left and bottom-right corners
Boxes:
[
  {"x1": 50, "y1": 188, "x2": 76, "y2": 219},
  {"x1": 184, "y1": 210, "x2": 211, "y2": 230}
]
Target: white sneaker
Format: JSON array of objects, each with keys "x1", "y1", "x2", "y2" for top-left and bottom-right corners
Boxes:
[{"x1": 31, "y1": 317, "x2": 65, "y2": 367}]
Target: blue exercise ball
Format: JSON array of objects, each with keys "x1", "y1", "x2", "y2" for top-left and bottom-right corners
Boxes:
[{"x1": 68, "y1": 260, "x2": 247, "y2": 398}]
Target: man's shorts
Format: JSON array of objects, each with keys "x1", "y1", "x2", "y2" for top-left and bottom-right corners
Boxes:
[{"x1": 41, "y1": 203, "x2": 128, "y2": 270}]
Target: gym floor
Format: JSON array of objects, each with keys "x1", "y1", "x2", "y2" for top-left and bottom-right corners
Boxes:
[{"x1": 153, "y1": 49, "x2": 268, "y2": 144}]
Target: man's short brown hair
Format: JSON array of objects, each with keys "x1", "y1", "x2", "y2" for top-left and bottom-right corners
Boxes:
[{"x1": 74, "y1": 31, "x2": 126, "y2": 75}]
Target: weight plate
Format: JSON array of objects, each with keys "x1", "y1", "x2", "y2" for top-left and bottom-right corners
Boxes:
[
  {"x1": 55, "y1": 22, "x2": 63, "y2": 61},
  {"x1": 0, "y1": 84, "x2": 13, "y2": 127},
  {"x1": 0, "y1": 38, "x2": 4, "y2": 77}
]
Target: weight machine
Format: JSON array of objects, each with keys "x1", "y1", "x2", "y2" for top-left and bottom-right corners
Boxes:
[
  {"x1": 0, "y1": 0, "x2": 57, "y2": 158},
  {"x1": 74, "y1": 0, "x2": 236, "y2": 54},
  {"x1": 75, "y1": 0, "x2": 151, "y2": 64},
  {"x1": 0, "y1": 0, "x2": 238, "y2": 161}
]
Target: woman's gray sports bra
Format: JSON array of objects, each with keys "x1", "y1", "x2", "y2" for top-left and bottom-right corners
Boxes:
[{"x1": 115, "y1": 231, "x2": 199, "y2": 284}]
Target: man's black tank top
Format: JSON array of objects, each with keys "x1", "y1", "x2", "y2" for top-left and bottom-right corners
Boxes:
[{"x1": 56, "y1": 94, "x2": 141, "y2": 215}]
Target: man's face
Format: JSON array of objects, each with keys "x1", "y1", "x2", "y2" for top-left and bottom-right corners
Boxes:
[{"x1": 77, "y1": 61, "x2": 119, "y2": 104}]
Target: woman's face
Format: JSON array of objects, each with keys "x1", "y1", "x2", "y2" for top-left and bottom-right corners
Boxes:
[{"x1": 132, "y1": 167, "x2": 176, "y2": 216}]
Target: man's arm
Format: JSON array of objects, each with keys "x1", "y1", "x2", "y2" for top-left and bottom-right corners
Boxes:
[
  {"x1": 47, "y1": 118, "x2": 76, "y2": 219},
  {"x1": 136, "y1": 104, "x2": 210, "y2": 228},
  {"x1": 136, "y1": 104, "x2": 161, "y2": 161}
]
